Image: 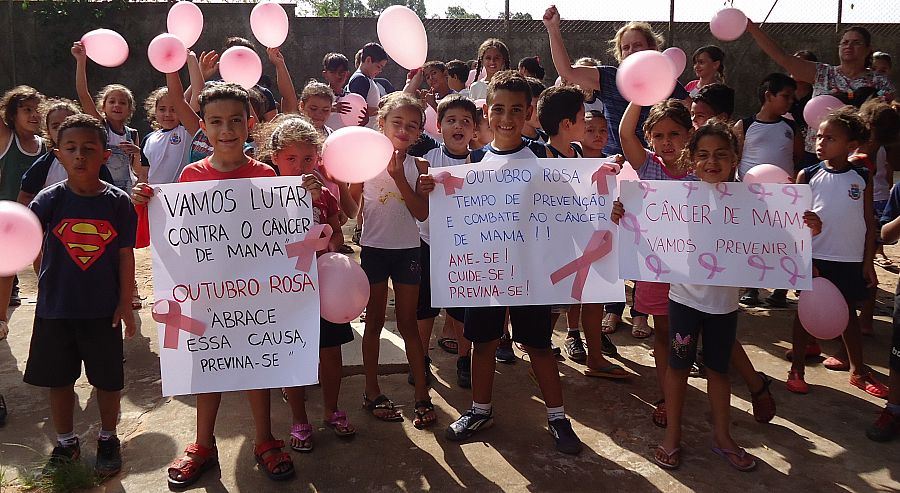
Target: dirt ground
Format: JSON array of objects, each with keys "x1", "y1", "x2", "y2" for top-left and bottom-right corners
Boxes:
[{"x1": 1, "y1": 222, "x2": 899, "y2": 492}]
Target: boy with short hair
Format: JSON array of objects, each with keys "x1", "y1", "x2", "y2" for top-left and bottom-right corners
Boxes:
[
  {"x1": 690, "y1": 83, "x2": 735, "y2": 128},
  {"x1": 405, "y1": 61, "x2": 455, "y2": 103},
  {"x1": 522, "y1": 77, "x2": 548, "y2": 143},
  {"x1": 347, "y1": 42, "x2": 389, "y2": 128},
  {"x1": 444, "y1": 71, "x2": 582, "y2": 454},
  {"x1": 581, "y1": 110, "x2": 610, "y2": 158},
  {"x1": 25, "y1": 114, "x2": 136, "y2": 476},
  {"x1": 446, "y1": 60, "x2": 470, "y2": 97},
  {"x1": 322, "y1": 52, "x2": 359, "y2": 130}
]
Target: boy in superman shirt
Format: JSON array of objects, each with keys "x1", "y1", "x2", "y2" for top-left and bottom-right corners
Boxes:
[{"x1": 24, "y1": 114, "x2": 137, "y2": 477}]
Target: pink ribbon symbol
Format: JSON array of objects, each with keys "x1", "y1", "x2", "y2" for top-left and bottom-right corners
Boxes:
[
  {"x1": 698, "y1": 252, "x2": 725, "y2": 279},
  {"x1": 591, "y1": 164, "x2": 617, "y2": 195},
  {"x1": 152, "y1": 300, "x2": 207, "y2": 350},
  {"x1": 747, "y1": 255, "x2": 774, "y2": 282},
  {"x1": 782, "y1": 185, "x2": 802, "y2": 205},
  {"x1": 645, "y1": 254, "x2": 671, "y2": 280},
  {"x1": 433, "y1": 171, "x2": 465, "y2": 195},
  {"x1": 780, "y1": 256, "x2": 806, "y2": 286},
  {"x1": 549, "y1": 230, "x2": 613, "y2": 301},
  {"x1": 286, "y1": 224, "x2": 333, "y2": 272},
  {"x1": 682, "y1": 182, "x2": 699, "y2": 199},
  {"x1": 638, "y1": 181, "x2": 657, "y2": 198},
  {"x1": 619, "y1": 212, "x2": 647, "y2": 245},
  {"x1": 715, "y1": 183, "x2": 733, "y2": 200},
  {"x1": 748, "y1": 183, "x2": 773, "y2": 201}
]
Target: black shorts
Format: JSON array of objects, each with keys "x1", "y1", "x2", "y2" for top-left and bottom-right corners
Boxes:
[
  {"x1": 360, "y1": 246, "x2": 421, "y2": 285},
  {"x1": 417, "y1": 240, "x2": 465, "y2": 322},
  {"x1": 891, "y1": 281, "x2": 900, "y2": 372},
  {"x1": 23, "y1": 317, "x2": 124, "y2": 391},
  {"x1": 464, "y1": 305, "x2": 552, "y2": 349},
  {"x1": 813, "y1": 259, "x2": 868, "y2": 303},
  {"x1": 320, "y1": 318, "x2": 355, "y2": 348},
  {"x1": 667, "y1": 301, "x2": 737, "y2": 374}
]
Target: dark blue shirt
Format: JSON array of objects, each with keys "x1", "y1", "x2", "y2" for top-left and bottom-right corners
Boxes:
[
  {"x1": 20, "y1": 152, "x2": 113, "y2": 195},
  {"x1": 29, "y1": 183, "x2": 137, "y2": 318},
  {"x1": 881, "y1": 184, "x2": 900, "y2": 225}
]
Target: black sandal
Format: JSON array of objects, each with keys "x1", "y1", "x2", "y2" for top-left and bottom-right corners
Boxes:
[
  {"x1": 363, "y1": 394, "x2": 403, "y2": 422},
  {"x1": 437, "y1": 337, "x2": 458, "y2": 354},
  {"x1": 413, "y1": 398, "x2": 436, "y2": 429},
  {"x1": 750, "y1": 372, "x2": 776, "y2": 423},
  {"x1": 0, "y1": 393, "x2": 6, "y2": 426}
]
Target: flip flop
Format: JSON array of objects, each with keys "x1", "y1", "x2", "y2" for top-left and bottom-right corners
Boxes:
[
  {"x1": 631, "y1": 317, "x2": 652, "y2": 339},
  {"x1": 437, "y1": 337, "x2": 458, "y2": 354},
  {"x1": 601, "y1": 313, "x2": 619, "y2": 334},
  {"x1": 584, "y1": 364, "x2": 630, "y2": 380},
  {"x1": 653, "y1": 445, "x2": 680, "y2": 470},
  {"x1": 823, "y1": 356, "x2": 850, "y2": 371},
  {"x1": 711, "y1": 447, "x2": 757, "y2": 472}
]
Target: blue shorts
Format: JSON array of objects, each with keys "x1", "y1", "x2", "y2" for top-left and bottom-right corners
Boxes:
[{"x1": 360, "y1": 246, "x2": 421, "y2": 285}]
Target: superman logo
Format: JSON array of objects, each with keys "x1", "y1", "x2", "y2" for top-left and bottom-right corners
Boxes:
[{"x1": 53, "y1": 219, "x2": 118, "y2": 270}]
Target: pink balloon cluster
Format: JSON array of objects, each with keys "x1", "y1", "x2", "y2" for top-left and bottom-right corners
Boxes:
[
  {"x1": 798, "y1": 278, "x2": 849, "y2": 339},
  {"x1": 710, "y1": 8, "x2": 748, "y2": 41},
  {"x1": 81, "y1": 29, "x2": 129, "y2": 67},
  {"x1": 616, "y1": 50, "x2": 677, "y2": 106},
  {"x1": 166, "y1": 1, "x2": 204, "y2": 48},
  {"x1": 148, "y1": 34, "x2": 187, "y2": 73},
  {"x1": 321, "y1": 126, "x2": 394, "y2": 183},
  {"x1": 0, "y1": 201, "x2": 43, "y2": 276},
  {"x1": 318, "y1": 253, "x2": 370, "y2": 324},
  {"x1": 250, "y1": 1, "x2": 289, "y2": 48},
  {"x1": 219, "y1": 46, "x2": 263, "y2": 89},
  {"x1": 377, "y1": 5, "x2": 428, "y2": 70}
]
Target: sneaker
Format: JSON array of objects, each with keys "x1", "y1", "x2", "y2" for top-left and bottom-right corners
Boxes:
[
  {"x1": 42, "y1": 437, "x2": 81, "y2": 475},
  {"x1": 550, "y1": 342, "x2": 561, "y2": 356},
  {"x1": 351, "y1": 225, "x2": 361, "y2": 245},
  {"x1": 548, "y1": 418, "x2": 582, "y2": 455},
  {"x1": 456, "y1": 356, "x2": 471, "y2": 389},
  {"x1": 495, "y1": 335, "x2": 515, "y2": 364},
  {"x1": 95, "y1": 436, "x2": 122, "y2": 476},
  {"x1": 600, "y1": 333, "x2": 617, "y2": 357},
  {"x1": 446, "y1": 409, "x2": 493, "y2": 441},
  {"x1": 564, "y1": 335, "x2": 587, "y2": 362},
  {"x1": 786, "y1": 370, "x2": 809, "y2": 394},
  {"x1": 866, "y1": 408, "x2": 900, "y2": 442},
  {"x1": 764, "y1": 290, "x2": 789, "y2": 308},
  {"x1": 739, "y1": 289, "x2": 761, "y2": 306},
  {"x1": 8, "y1": 285, "x2": 20, "y2": 307}
]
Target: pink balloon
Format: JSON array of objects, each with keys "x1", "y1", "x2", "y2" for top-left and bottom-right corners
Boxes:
[
  {"x1": 377, "y1": 5, "x2": 428, "y2": 70},
  {"x1": 322, "y1": 126, "x2": 394, "y2": 183},
  {"x1": 80, "y1": 29, "x2": 129, "y2": 68},
  {"x1": 424, "y1": 105, "x2": 439, "y2": 136},
  {"x1": 338, "y1": 93, "x2": 367, "y2": 127},
  {"x1": 0, "y1": 201, "x2": 43, "y2": 276},
  {"x1": 555, "y1": 76, "x2": 564, "y2": 87},
  {"x1": 616, "y1": 50, "x2": 677, "y2": 106},
  {"x1": 663, "y1": 47, "x2": 687, "y2": 75},
  {"x1": 219, "y1": 46, "x2": 262, "y2": 89},
  {"x1": 798, "y1": 277, "x2": 849, "y2": 340},
  {"x1": 616, "y1": 163, "x2": 640, "y2": 187},
  {"x1": 803, "y1": 95, "x2": 844, "y2": 133},
  {"x1": 318, "y1": 253, "x2": 370, "y2": 324},
  {"x1": 710, "y1": 8, "x2": 748, "y2": 42},
  {"x1": 473, "y1": 99, "x2": 486, "y2": 109},
  {"x1": 250, "y1": 1, "x2": 289, "y2": 48},
  {"x1": 743, "y1": 164, "x2": 791, "y2": 184},
  {"x1": 148, "y1": 34, "x2": 187, "y2": 74},
  {"x1": 167, "y1": 1, "x2": 203, "y2": 48}
]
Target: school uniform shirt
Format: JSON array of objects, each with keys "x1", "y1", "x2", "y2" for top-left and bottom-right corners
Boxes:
[
  {"x1": 669, "y1": 283, "x2": 740, "y2": 314},
  {"x1": 188, "y1": 129, "x2": 254, "y2": 165},
  {"x1": 360, "y1": 154, "x2": 422, "y2": 249},
  {"x1": 141, "y1": 125, "x2": 190, "y2": 185},
  {"x1": 178, "y1": 157, "x2": 276, "y2": 183},
  {"x1": 347, "y1": 70, "x2": 381, "y2": 129},
  {"x1": 637, "y1": 151, "x2": 698, "y2": 181},
  {"x1": 29, "y1": 182, "x2": 137, "y2": 319},
  {"x1": 469, "y1": 80, "x2": 488, "y2": 101},
  {"x1": 804, "y1": 162, "x2": 868, "y2": 262},
  {"x1": 104, "y1": 123, "x2": 138, "y2": 192},
  {"x1": 475, "y1": 138, "x2": 543, "y2": 163},
  {"x1": 418, "y1": 145, "x2": 469, "y2": 244},
  {"x1": 737, "y1": 117, "x2": 796, "y2": 179},
  {"x1": 20, "y1": 151, "x2": 113, "y2": 195},
  {"x1": 874, "y1": 147, "x2": 890, "y2": 203},
  {"x1": 0, "y1": 134, "x2": 44, "y2": 201},
  {"x1": 326, "y1": 89, "x2": 350, "y2": 131}
]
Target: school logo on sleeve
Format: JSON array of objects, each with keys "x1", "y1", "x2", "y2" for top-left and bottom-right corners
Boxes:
[
  {"x1": 848, "y1": 183, "x2": 862, "y2": 200},
  {"x1": 53, "y1": 219, "x2": 118, "y2": 270},
  {"x1": 169, "y1": 132, "x2": 183, "y2": 145}
]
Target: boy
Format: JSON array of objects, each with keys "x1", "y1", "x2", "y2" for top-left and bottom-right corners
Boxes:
[
  {"x1": 404, "y1": 61, "x2": 455, "y2": 104},
  {"x1": 522, "y1": 77, "x2": 548, "y2": 143},
  {"x1": 133, "y1": 84, "x2": 295, "y2": 487},
  {"x1": 443, "y1": 71, "x2": 582, "y2": 454},
  {"x1": 581, "y1": 110, "x2": 609, "y2": 158},
  {"x1": 24, "y1": 114, "x2": 136, "y2": 476},
  {"x1": 322, "y1": 52, "x2": 363, "y2": 130},
  {"x1": 446, "y1": 60, "x2": 470, "y2": 97},
  {"x1": 734, "y1": 74, "x2": 800, "y2": 308},
  {"x1": 347, "y1": 42, "x2": 389, "y2": 128},
  {"x1": 690, "y1": 83, "x2": 735, "y2": 128}
]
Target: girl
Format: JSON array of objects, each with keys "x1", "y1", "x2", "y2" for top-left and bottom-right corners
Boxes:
[
  {"x1": 349, "y1": 92, "x2": 435, "y2": 428},
  {"x1": 299, "y1": 81, "x2": 336, "y2": 136},
  {"x1": 141, "y1": 88, "x2": 190, "y2": 185},
  {"x1": 518, "y1": 56, "x2": 545, "y2": 80},
  {"x1": 581, "y1": 110, "x2": 609, "y2": 158},
  {"x1": 685, "y1": 45, "x2": 726, "y2": 97},
  {"x1": 469, "y1": 39, "x2": 511, "y2": 101},
  {"x1": 17, "y1": 98, "x2": 82, "y2": 205},
  {"x1": 787, "y1": 107, "x2": 888, "y2": 398},
  {"x1": 257, "y1": 115, "x2": 356, "y2": 451}
]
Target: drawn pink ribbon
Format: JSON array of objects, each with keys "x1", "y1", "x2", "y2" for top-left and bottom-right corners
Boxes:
[
  {"x1": 645, "y1": 254, "x2": 671, "y2": 280},
  {"x1": 638, "y1": 181, "x2": 657, "y2": 198},
  {"x1": 433, "y1": 171, "x2": 465, "y2": 195},
  {"x1": 286, "y1": 224, "x2": 333, "y2": 272},
  {"x1": 152, "y1": 300, "x2": 207, "y2": 350},
  {"x1": 747, "y1": 255, "x2": 774, "y2": 282},
  {"x1": 780, "y1": 256, "x2": 806, "y2": 286},
  {"x1": 549, "y1": 229, "x2": 613, "y2": 301},
  {"x1": 748, "y1": 183, "x2": 773, "y2": 201},
  {"x1": 698, "y1": 252, "x2": 725, "y2": 279},
  {"x1": 591, "y1": 165, "x2": 617, "y2": 195},
  {"x1": 782, "y1": 185, "x2": 802, "y2": 205},
  {"x1": 682, "y1": 182, "x2": 699, "y2": 199},
  {"x1": 619, "y1": 212, "x2": 647, "y2": 245},
  {"x1": 715, "y1": 183, "x2": 733, "y2": 200}
]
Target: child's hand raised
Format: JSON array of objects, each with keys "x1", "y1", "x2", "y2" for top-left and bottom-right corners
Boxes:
[
  {"x1": 802, "y1": 211, "x2": 822, "y2": 236},
  {"x1": 118, "y1": 141, "x2": 140, "y2": 156},
  {"x1": 71, "y1": 42, "x2": 86, "y2": 62},
  {"x1": 417, "y1": 174, "x2": 436, "y2": 194},
  {"x1": 611, "y1": 200, "x2": 625, "y2": 224},
  {"x1": 199, "y1": 50, "x2": 219, "y2": 80},
  {"x1": 387, "y1": 151, "x2": 405, "y2": 180},
  {"x1": 132, "y1": 183, "x2": 154, "y2": 206},
  {"x1": 301, "y1": 173, "x2": 323, "y2": 201},
  {"x1": 542, "y1": 5, "x2": 561, "y2": 30},
  {"x1": 424, "y1": 89, "x2": 437, "y2": 110},
  {"x1": 267, "y1": 47, "x2": 285, "y2": 65}
]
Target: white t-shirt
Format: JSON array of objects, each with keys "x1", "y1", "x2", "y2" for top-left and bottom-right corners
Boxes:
[
  {"x1": 419, "y1": 145, "x2": 468, "y2": 244},
  {"x1": 669, "y1": 283, "x2": 740, "y2": 314},
  {"x1": 44, "y1": 157, "x2": 68, "y2": 189},
  {"x1": 469, "y1": 80, "x2": 488, "y2": 101},
  {"x1": 347, "y1": 70, "x2": 382, "y2": 130},
  {"x1": 874, "y1": 147, "x2": 890, "y2": 202},
  {"x1": 806, "y1": 162, "x2": 868, "y2": 262},
  {"x1": 737, "y1": 117, "x2": 795, "y2": 180},
  {"x1": 144, "y1": 125, "x2": 190, "y2": 185},
  {"x1": 360, "y1": 154, "x2": 422, "y2": 249}
]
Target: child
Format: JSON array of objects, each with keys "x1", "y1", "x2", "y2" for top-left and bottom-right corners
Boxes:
[
  {"x1": 322, "y1": 52, "x2": 361, "y2": 131},
  {"x1": 872, "y1": 51, "x2": 892, "y2": 76},
  {"x1": 442, "y1": 71, "x2": 582, "y2": 454},
  {"x1": 612, "y1": 122, "x2": 819, "y2": 471},
  {"x1": 257, "y1": 115, "x2": 357, "y2": 451},
  {"x1": 140, "y1": 88, "x2": 190, "y2": 185},
  {"x1": 299, "y1": 81, "x2": 337, "y2": 135},
  {"x1": 470, "y1": 107, "x2": 493, "y2": 150},
  {"x1": 735, "y1": 73, "x2": 800, "y2": 308},
  {"x1": 132, "y1": 84, "x2": 295, "y2": 486},
  {"x1": 446, "y1": 59, "x2": 471, "y2": 97},
  {"x1": 518, "y1": 56, "x2": 546, "y2": 80},
  {"x1": 24, "y1": 114, "x2": 137, "y2": 477},
  {"x1": 690, "y1": 83, "x2": 735, "y2": 128},
  {"x1": 786, "y1": 107, "x2": 887, "y2": 399},
  {"x1": 405, "y1": 61, "x2": 455, "y2": 104},
  {"x1": 685, "y1": 45, "x2": 726, "y2": 97},
  {"x1": 522, "y1": 77, "x2": 548, "y2": 143},
  {"x1": 581, "y1": 110, "x2": 609, "y2": 158},
  {"x1": 72, "y1": 42, "x2": 141, "y2": 192},
  {"x1": 469, "y1": 39, "x2": 511, "y2": 101},
  {"x1": 348, "y1": 92, "x2": 435, "y2": 428},
  {"x1": 347, "y1": 42, "x2": 390, "y2": 128}
]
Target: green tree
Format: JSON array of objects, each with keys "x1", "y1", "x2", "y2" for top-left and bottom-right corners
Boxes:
[
  {"x1": 500, "y1": 11, "x2": 533, "y2": 20},
  {"x1": 297, "y1": 0, "x2": 371, "y2": 17},
  {"x1": 445, "y1": 6, "x2": 481, "y2": 19},
  {"x1": 367, "y1": 0, "x2": 427, "y2": 18}
]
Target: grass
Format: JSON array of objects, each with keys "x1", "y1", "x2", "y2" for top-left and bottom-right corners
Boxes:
[{"x1": 17, "y1": 459, "x2": 100, "y2": 493}]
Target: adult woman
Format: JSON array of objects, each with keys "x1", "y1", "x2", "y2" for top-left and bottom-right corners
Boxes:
[{"x1": 685, "y1": 45, "x2": 726, "y2": 97}]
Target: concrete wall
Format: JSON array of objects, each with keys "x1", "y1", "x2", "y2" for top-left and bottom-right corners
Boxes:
[{"x1": 2, "y1": 2, "x2": 898, "y2": 136}]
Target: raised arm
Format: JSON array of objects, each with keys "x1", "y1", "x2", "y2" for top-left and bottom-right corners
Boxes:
[
  {"x1": 186, "y1": 51, "x2": 206, "y2": 110},
  {"x1": 619, "y1": 103, "x2": 650, "y2": 169},
  {"x1": 403, "y1": 69, "x2": 424, "y2": 95},
  {"x1": 268, "y1": 48, "x2": 298, "y2": 114},
  {"x1": 542, "y1": 5, "x2": 600, "y2": 91},
  {"x1": 167, "y1": 71, "x2": 201, "y2": 136},
  {"x1": 71, "y1": 42, "x2": 101, "y2": 119},
  {"x1": 745, "y1": 21, "x2": 816, "y2": 83}
]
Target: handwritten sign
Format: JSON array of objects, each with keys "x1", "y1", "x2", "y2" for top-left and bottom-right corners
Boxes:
[
  {"x1": 148, "y1": 177, "x2": 320, "y2": 396},
  {"x1": 429, "y1": 158, "x2": 625, "y2": 307},
  {"x1": 618, "y1": 180, "x2": 813, "y2": 290}
]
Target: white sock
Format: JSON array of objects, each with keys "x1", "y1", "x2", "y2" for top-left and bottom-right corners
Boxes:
[
  {"x1": 472, "y1": 401, "x2": 492, "y2": 416},
  {"x1": 57, "y1": 431, "x2": 78, "y2": 446},
  {"x1": 98, "y1": 429, "x2": 116, "y2": 441},
  {"x1": 546, "y1": 406, "x2": 566, "y2": 421}
]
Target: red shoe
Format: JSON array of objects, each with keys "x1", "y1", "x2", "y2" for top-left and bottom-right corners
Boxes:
[
  {"x1": 786, "y1": 370, "x2": 809, "y2": 394},
  {"x1": 850, "y1": 372, "x2": 889, "y2": 399},
  {"x1": 823, "y1": 356, "x2": 850, "y2": 371}
]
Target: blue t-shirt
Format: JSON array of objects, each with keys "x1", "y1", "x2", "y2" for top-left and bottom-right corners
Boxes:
[
  {"x1": 20, "y1": 152, "x2": 113, "y2": 195},
  {"x1": 29, "y1": 183, "x2": 137, "y2": 319},
  {"x1": 881, "y1": 184, "x2": 900, "y2": 225}
]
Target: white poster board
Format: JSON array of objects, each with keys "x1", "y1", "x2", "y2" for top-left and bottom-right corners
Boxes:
[
  {"x1": 149, "y1": 177, "x2": 320, "y2": 396},
  {"x1": 429, "y1": 158, "x2": 625, "y2": 307},
  {"x1": 618, "y1": 180, "x2": 813, "y2": 290}
]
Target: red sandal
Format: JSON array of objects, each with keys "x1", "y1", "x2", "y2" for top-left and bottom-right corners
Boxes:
[
  {"x1": 167, "y1": 442, "x2": 218, "y2": 489},
  {"x1": 254, "y1": 439, "x2": 294, "y2": 481}
]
